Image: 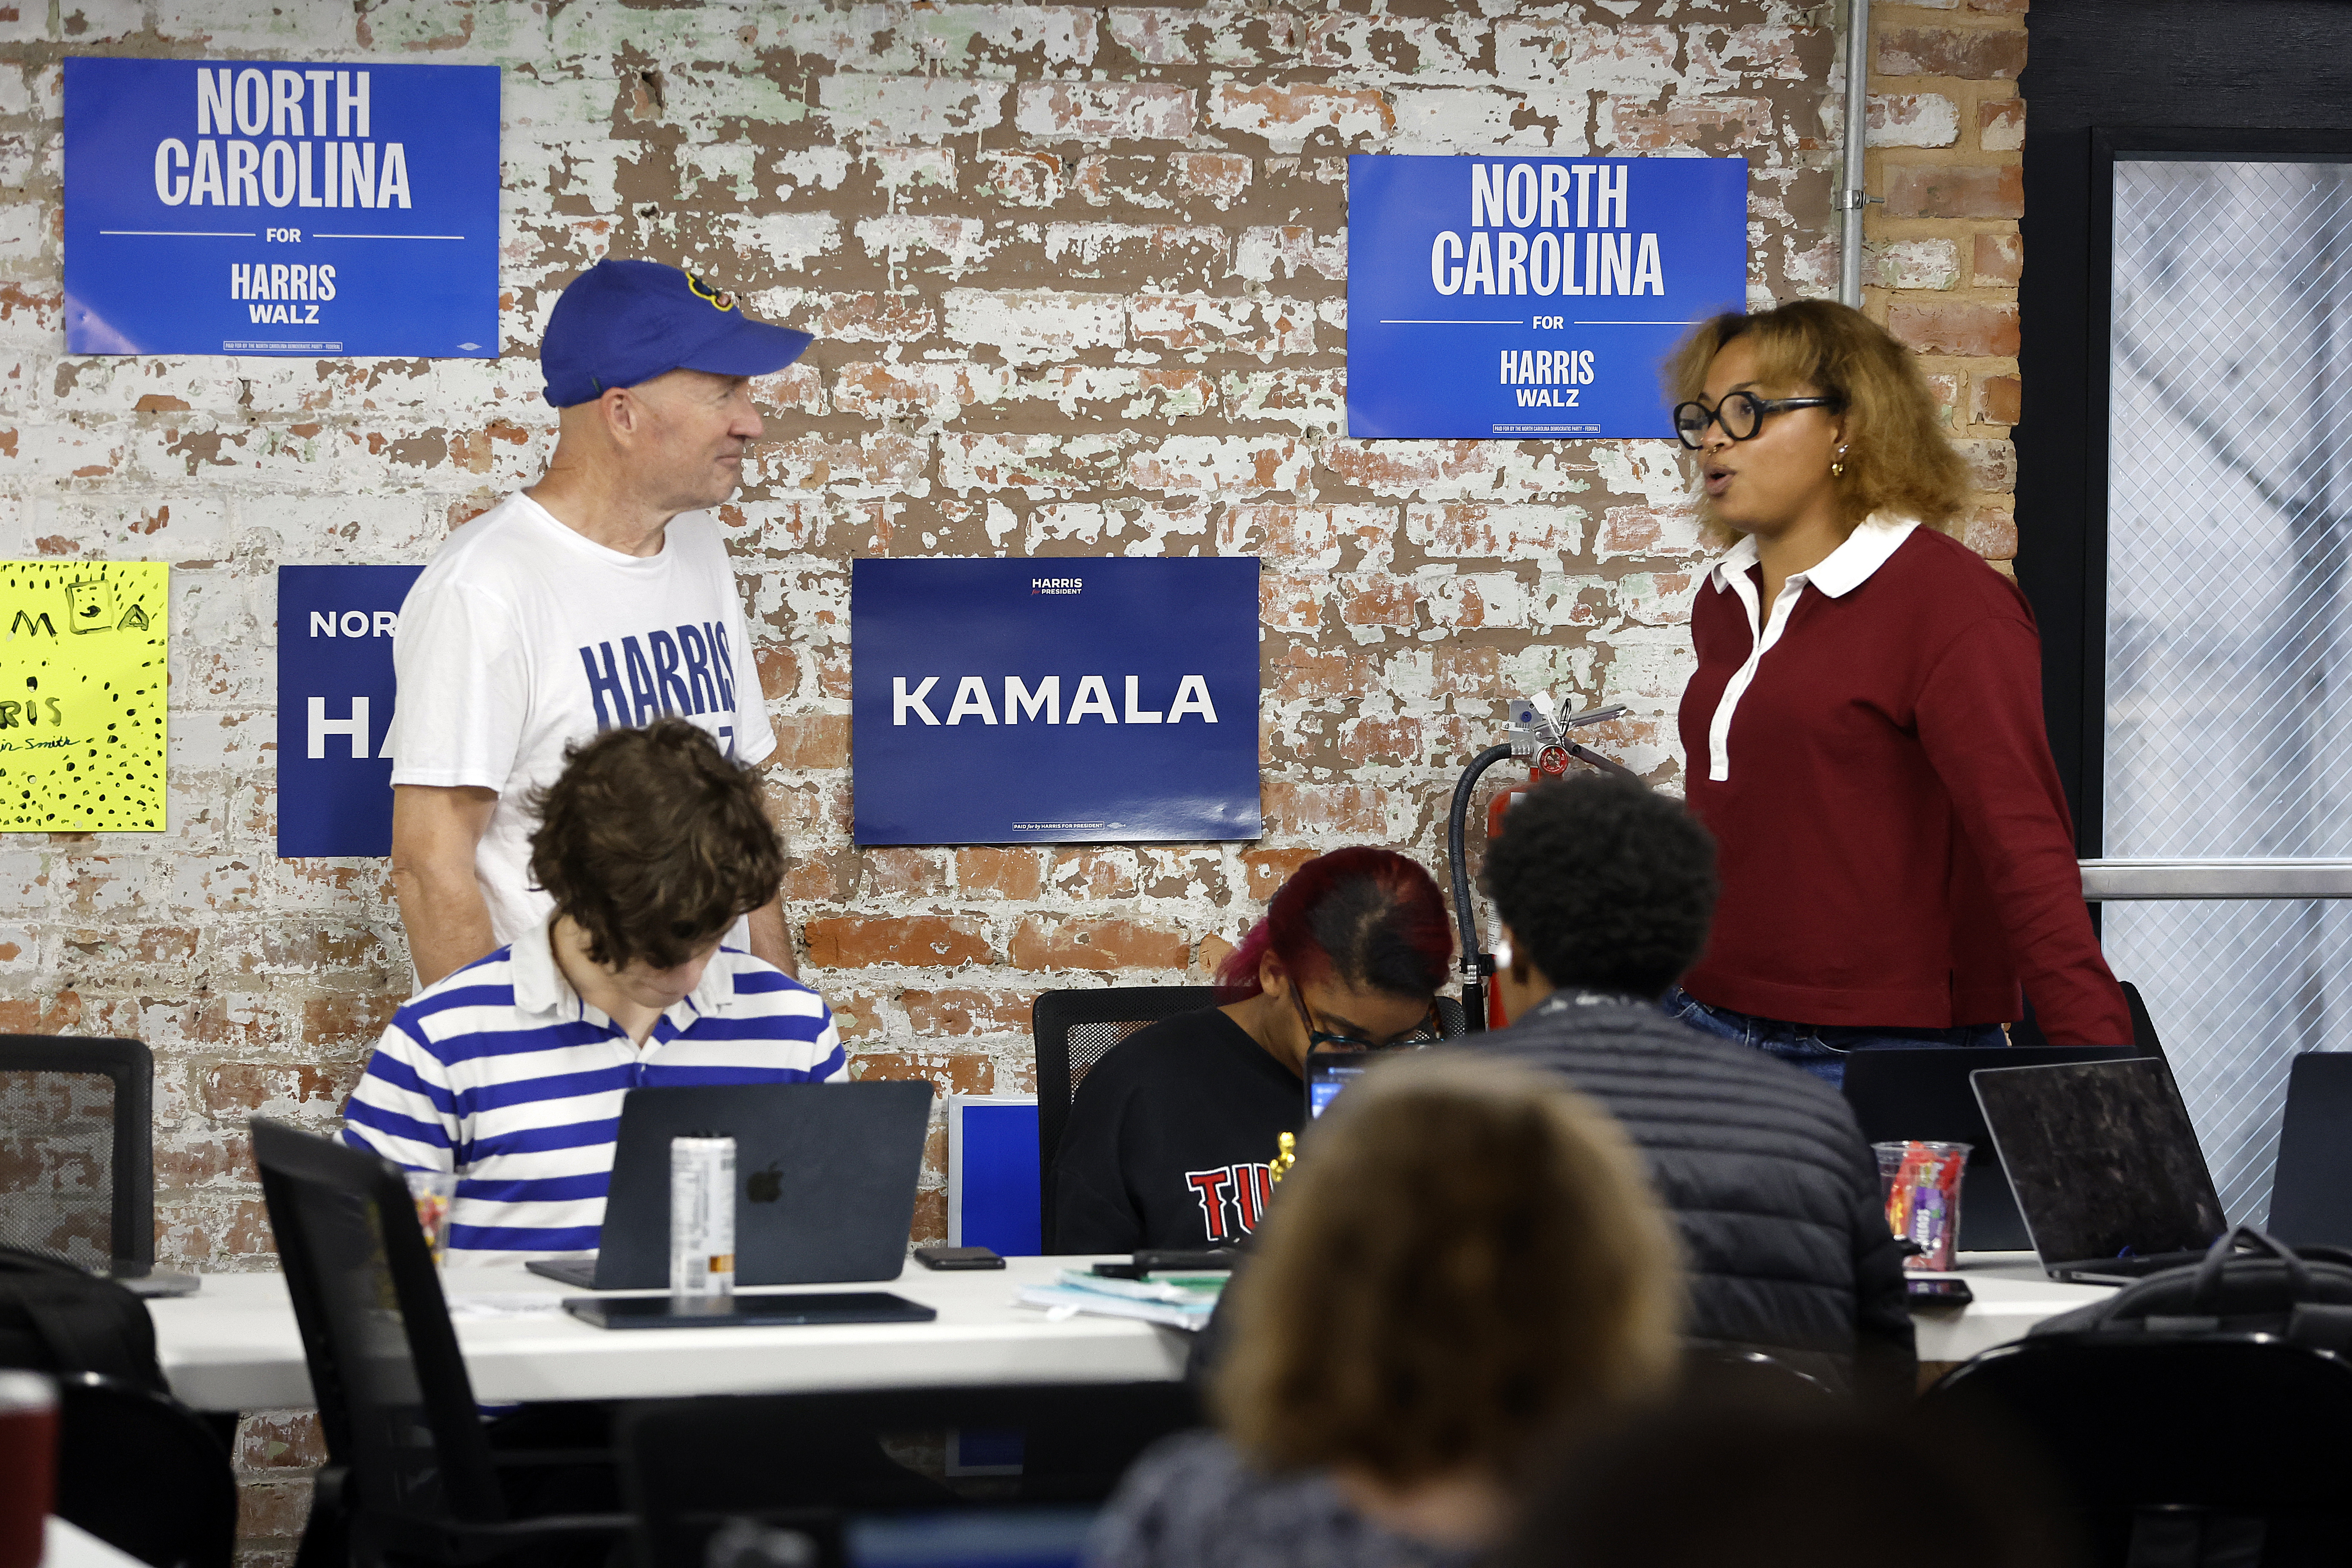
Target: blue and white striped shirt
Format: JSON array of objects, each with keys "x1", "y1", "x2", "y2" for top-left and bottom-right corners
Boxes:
[{"x1": 341, "y1": 920, "x2": 847, "y2": 1263}]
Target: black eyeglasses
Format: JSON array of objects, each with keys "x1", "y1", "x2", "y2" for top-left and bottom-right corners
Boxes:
[
  {"x1": 1291, "y1": 989, "x2": 1442, "y2": 1052},
  {"x1": 1672, "y1": 391, "x2": 1842, "y2": 450}
]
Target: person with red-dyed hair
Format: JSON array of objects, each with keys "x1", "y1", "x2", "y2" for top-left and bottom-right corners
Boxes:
[{"x1": 1051, "y1": 847, "x2": 1453, "y2": 1254}]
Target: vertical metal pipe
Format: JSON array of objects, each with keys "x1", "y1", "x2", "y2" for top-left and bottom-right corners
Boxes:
[{"x1": 1839, "y1": 0, "x2": 1872, "y2": 306}]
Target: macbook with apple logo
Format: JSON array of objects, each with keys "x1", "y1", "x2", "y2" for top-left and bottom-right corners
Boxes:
[{"x1": 527, "y1": 1080, "x2": 935, "y2": 1290}]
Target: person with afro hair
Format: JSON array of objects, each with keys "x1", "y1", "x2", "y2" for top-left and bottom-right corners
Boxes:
[{"x1": 1474, "y1": 773, "x2": 1915, "y2": 1403}]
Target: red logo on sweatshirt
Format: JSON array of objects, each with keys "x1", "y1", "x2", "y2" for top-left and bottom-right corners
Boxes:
[{"x1": 1185, "y1": 1162, "x2": 1275, "y2": 1243}]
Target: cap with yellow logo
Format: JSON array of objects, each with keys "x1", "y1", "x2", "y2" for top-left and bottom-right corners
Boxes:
[{"x1": 540, "y1": 258, "x2": 812, "y2": 408}]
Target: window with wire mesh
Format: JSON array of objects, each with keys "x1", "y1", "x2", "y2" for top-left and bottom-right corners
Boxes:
[{"x1": 2106, "y1": 158, "x2": 2352, "y2": 1222}]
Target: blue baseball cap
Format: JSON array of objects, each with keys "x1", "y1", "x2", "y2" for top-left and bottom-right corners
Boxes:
[{"x1": 541, "y1": 259, "x2": 813, "y2": 408}]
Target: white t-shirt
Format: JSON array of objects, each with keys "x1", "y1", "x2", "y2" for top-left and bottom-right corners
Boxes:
[{"x1": 386, "y1": 493, "x2": 776, "y2": 948}]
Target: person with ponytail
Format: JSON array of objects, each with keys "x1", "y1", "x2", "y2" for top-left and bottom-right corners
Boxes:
[{"x1": 1051, "y1": 846, "x2": 1453, "y2": 1255}]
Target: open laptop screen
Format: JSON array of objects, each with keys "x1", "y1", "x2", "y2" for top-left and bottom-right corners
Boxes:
[
  {"x1": 1970, "y1": 1057, "x2": 2225, "y2": 1265},
  {"x1": 2267, "y1": 1052, "x2": 2352, "y2": 1248}
]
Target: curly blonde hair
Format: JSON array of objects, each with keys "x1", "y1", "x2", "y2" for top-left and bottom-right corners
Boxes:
[
  {"x1": 1665, "y1": 298, "x2": 1968, "y2": 539},
  {"x1": 1213, "y1": 1052, "x2": 1684, "y2": 1487}
]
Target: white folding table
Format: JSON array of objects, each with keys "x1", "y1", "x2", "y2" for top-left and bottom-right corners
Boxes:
[
  {"x1": 150, "y1": 1255, "x2": 1190, "y2": 1412},
  {"x1": 147, "y1": 1251, "x2": 2110, "y2": 1413},
  {"x1": 45, "y1": 1517, "x2": 147, "y2": 1568},
  {"x1": 1911, "y1": 1253, "x2": 2117, "y2": 1365}
]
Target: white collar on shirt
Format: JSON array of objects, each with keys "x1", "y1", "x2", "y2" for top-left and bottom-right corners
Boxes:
[
  {"x1": 509, "y1": 914, "x2": 741, "y2": 1025},
  {"x1": 1695, "y1": 515, "x2": 1921, "y2": 784},
  {"x1": 1706, "y1": 513, "x2": 1920, "y2": 607}
]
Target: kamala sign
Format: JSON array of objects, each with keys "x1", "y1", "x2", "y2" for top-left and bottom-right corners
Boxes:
[
  {"x1": 851, "y1": 558, "x2": 1262, "y2": 846},
  {"x1": 1346, "y1": 154, "x2": 1749, "y2": 439}
]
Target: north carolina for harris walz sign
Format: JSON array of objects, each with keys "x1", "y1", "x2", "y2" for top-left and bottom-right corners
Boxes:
[
  {"x1": 64, "y1": 58, "x2": 499, "y2": 358},
  {"x1": 1346, "y1": 154, "x2": 1748, "y2": 439}
]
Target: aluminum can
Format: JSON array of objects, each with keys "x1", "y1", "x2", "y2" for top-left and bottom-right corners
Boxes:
[{"x1": 669, "y1": 1135, "x2": 736, "y2": 1298}]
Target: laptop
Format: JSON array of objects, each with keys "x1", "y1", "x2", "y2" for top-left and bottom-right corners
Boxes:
[
  {"x1": 1969, "y1": 1057, "x2": 2227, "y2": 1284},
  {"x1": 2264, "y1": 1052, "x2": 2352, "y2": 1249},
  {"x1": 525, "y1": 1080, "x2": 933, "y2": 1290},
  {"x1": 1841, "y1": 1045, "x2": 2146, "y2": 1252}
]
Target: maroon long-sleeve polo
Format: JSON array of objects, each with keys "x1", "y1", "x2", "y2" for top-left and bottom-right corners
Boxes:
[{"x1": 1677, "y1": 519, "x2": 2133, "y2": 1045}]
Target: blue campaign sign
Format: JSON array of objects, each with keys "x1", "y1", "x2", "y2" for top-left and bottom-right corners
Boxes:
[
  {"x1": 64, "y1": 58, "x2": 499, "y2": 358},
  {"x1": 1346, "y1": 154, "x2": 1748, "y2": 439},
  {"x1": 277, "y1": 565, "x2": 423, "y2": 858},
  {"x1": 949, "y1": 1096, "x2": 1041, "y2": 1256},
  {"x1": 852, "y1": 558, "x2": 1262, "y2": 846}
]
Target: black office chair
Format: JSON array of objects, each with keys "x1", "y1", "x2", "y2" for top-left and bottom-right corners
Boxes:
[
  {"x1": 620, "y1": 1382, "x2": 1200, "y2": 1568},
  {"x1": 0, "y1": 1035, "x2": 153, "y2": 1267},
  {"x1": 1032, "y1": 986, "x2": 1219, "y2": 1253},
  {"x1": 1921, "y1": 1334, "x2": 2352, "y2": 1565},
  {"x1": 1032, "y1": 988, "x2": 1469, "y2": 1252},
  {"x1": 250, "y1": 1118, "x2": 630, "y2": 1568},
  {"x1": 2016, "y1": 980, "x2": 2195, "y2": 1135},
  {"x1": 1681, "y1": 1345, "x2": 1842, "y2": 1407},
  {"x1": 2014, "y1": 980, "x2": 2166, "y2": 1057},
  {"x1": 53, "y1": 1369, "x2": 237, "y2": 1568}
]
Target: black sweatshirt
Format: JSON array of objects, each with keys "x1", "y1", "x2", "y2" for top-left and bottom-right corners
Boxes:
[{"x1": 1052, "y1": 1008, "x2": 1303, "y2": 1254}]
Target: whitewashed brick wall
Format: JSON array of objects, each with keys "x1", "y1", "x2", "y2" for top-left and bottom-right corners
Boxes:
[{"x1": 0, "y1": 0, "x2": 2025, "y2": 1549}]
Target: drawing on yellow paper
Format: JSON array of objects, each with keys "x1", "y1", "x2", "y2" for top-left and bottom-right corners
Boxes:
[{"x1": 0, "y1": 561, "x2": 168, "y2": 832}]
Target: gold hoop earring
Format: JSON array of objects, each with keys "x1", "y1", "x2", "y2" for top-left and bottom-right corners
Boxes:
[{"x1": 1830, "y1": 443, "x2": 1848, "y2": 479}]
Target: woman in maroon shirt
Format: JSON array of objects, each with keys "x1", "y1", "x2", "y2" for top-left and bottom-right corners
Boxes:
[{"x1": 1660, "y1": 299, "x2": 2130, "y2": 1085}]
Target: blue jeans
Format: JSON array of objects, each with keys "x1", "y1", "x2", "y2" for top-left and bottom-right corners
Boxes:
[{"x1": 1661, "y1": 985, "x2": 2006, "y2": 1089}]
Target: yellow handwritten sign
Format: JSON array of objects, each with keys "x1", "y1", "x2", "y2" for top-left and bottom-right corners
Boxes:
[{"x1": 0, "y1": 562, "x2": 168, "y2": 832}]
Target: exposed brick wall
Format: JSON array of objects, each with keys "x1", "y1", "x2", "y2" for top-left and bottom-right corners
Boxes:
[
  {"x1": 0, "y1": 0, "x2": 2027, "y2": 1555},
  {"x1": 1864, "y1": 0, "x2": 2028, "y2": 569}
]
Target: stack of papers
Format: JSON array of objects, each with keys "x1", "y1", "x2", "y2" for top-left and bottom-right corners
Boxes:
[{"x1": 1017, "y1": 1269, "x2": 1227, "y2": 1332}]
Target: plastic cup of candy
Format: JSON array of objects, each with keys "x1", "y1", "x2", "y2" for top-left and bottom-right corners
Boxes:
[
  {"x1": 405, "y1": 1170, "x2": 458, "y2": 1266},
  {"x1": 1871, "y1": 1140, "x2": 1971, "y2": 1273}
]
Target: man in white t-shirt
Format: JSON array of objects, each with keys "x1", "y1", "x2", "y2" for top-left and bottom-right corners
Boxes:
[{"x1": 386, "y1": 258, "x2": 810, "y2": 987}]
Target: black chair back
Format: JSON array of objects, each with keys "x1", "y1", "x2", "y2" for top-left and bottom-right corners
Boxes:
[
  {"x1": 1922, "y1": 1334, "x2": 2352, "y2": 1562},
  {"x1": 2014, "y1": 980, "x2": 2167, "y2": 1057},
  {"x1": 2121, "y1": 980, "x2": 2163, "y2": 1057},
  {"x1": 53, "y1": 1369, "x2": 236, "y2": 1568},
  {"x1": 1681, "y1": 1344, "x2": 1842, "y2": 1407},
  {"x1": 0, "y1": 1035, "x2": 153, "y2": 1266},
  {"x1": 250, "y1": 1119, "x2": 507, "y2": 1537},
  {"x1": 621, "y1": 1381, "x2": 1200, "y2": 1568},
  {"x1": 1032, "y1": 986, "x2": 1218, "y2": 1252}
]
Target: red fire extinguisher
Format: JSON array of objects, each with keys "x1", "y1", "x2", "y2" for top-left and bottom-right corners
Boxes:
[
  {"x1": 1447, "y1": 694, "x2": 1637, "y2": 1032},
  {"x1": 1481, "y1": 741, "x2": 1603, "y2": 1025}
]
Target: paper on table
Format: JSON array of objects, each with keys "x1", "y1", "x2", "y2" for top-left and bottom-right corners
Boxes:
[
  {"x1": 1053, "y1": 1269, "x2": 1223, "y2": 1306},
  {"x1": 446, "y1": 1293, "x2": 566, "y2": 1320},
  {"x1": 1018, "y1": 1284, "x2": 1213, "y2": 1332}
]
